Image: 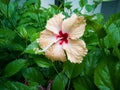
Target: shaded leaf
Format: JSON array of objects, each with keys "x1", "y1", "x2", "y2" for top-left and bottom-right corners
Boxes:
[
  {"x1": 73, "y1": 76, "x2": 96, "y2": 90},
  {"x1": 64, "y1": 61, "x2": 85, "y2": 79},
  {"x1": 52, "y1": 72, "x2": 68, "y2": 90},
  {"x1": 30, "y1": 32, "x2": 40, "y2": 42},
  {"x1": 83, "y1": 48, "x2": 102, "y2": 76},
  {"x1": 34, "y1": 56, "x2": 52, "y2": 68},
  {"x1": 64, "y1": 2, "x2": 72, "y2": 9},
  {"x1": 0, "y1": 0, "x2": 10, "y2": 4},
  {"x1": 23, "y1": 67, "x2": 45, "y2": 85},
  {"x1": 85, "y1": 4, "x2": 96, "y2": 12},
  {"x1": 24, "y1": 41, "x2": 40, "y2": 54},
  {"x1": 94, "y1": 56, "x2": 119, "y2": 90},
  {"x1": 79, "y1": 0, "x2": 88, "y2": 8},
  {"x1": 4, "y1": 59, "x2": 27, "y2": 77},
  {"x1": 0, "y1": 80, "x2": 37, "y2": 90}
]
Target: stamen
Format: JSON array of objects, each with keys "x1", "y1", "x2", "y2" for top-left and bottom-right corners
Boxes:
[{"x1": 34, "y1": 38, "x2": 61, "y2": 54}]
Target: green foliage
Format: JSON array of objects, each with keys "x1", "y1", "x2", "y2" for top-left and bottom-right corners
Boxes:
[
  {"x1": 22, "y1": 67, "x2": 45, "y2": 85},
  {"x1": 24, "y1": 41, "x2": 40, "y2": 54},
  {"x1": 0, "y1": 81, "x2": 30, "y2": 90},
  {"x1": 34, "y1": 56, "x2": 53, "y2": 68},
  {"x1": 52, "y1": 72, "x2": 68, "y2": 90},
  {"x1": 104, "y1": 13, "x2": 120, "y2": 59},
  {"x1": 4, "y1": 59, "x2": 27, "y2": 77},
  {"x1": 64, "y1": 61, "x2": 85, "y2": 78},
  {"x1": 64, "y1": 2, "x2": 72, "y2": 9},
  {"x1": 0, "y1": 0, "x2": 10, "y2": 5},
  {"x1": 94, "y1": 56, "x2": 120, "y2": 90},
  {"x1": 73, "y1": 76, "x2": 95, "y2": 90},
  {"x1": 79, "y1": 0, "x2": 88, "y2": 8},
  {"x1": 0, "y1": 0, "x2": 120, "y2": 90}
]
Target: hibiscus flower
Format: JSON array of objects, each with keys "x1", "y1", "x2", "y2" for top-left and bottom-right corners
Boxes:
[{"x1": 36, "y1": 13, "x2": 88, "y2": 63}]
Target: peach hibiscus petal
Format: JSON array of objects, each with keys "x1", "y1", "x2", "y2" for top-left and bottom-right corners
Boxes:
[
  {"x1": 63, "y1": 39, "x2": 87, "y2": 63},
  {"x1": 45, "y1": 43, "x2": 66, "y2": 62},
  {"x1": 62, "y1": 14, "x2": 77, "y2": 33},
  {"x1": 46, "y1": 13, "x2": 65, "y2": 34},
  {"x1": 37, "y1": 30, "x2": 56, "y2": 49},
  {"x1": 69, "y1": 16, "x2": 86, "y2": 39},
  {"x1": 62, "y1": 14, "x2": 86, "y2": 39}
]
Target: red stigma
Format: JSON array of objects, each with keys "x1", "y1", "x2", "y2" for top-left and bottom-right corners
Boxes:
[{"x1": 56, "y1": 30, "x2": 68, "y2": 45}]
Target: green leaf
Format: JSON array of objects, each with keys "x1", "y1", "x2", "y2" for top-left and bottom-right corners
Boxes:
[
  {"x1": 105, "y1": 12, "x2": 120, "y2": 28},
  {"x1": 24, "y1": 41, "x2": 40, "y2": 54},
  {"x1": 30, "y1": 32, "x2": 40, "y2": 42},
  {"x1": 73, "y1": 76, "x2": 95, "y2": 90},
  {"x1": 79, "y1": 0, "x2": 88, "y2": 8},
  {"x1": 0, "y1": 81, "x2": 28, "y2": 90},
  {"x1": 23, "y1": 0, "x2": 39, "y2": 6},
  {"x1": 85, "y1": 4, "x2": 96, "y2": 12},
  {"x1": 0, "y1": 28, "x2": 16, "y2": 41},
  {"x1": 64, "y1": 61, "x2": 85, "y2": 79},
  {"x1": 64, "y1": 2, "x2": 72, "y2": 9},
  {"x1": 4, "y1": 59, "x2": 27, "y2": 77},
  {"x1": 22, "y1": 67, "x2": 45, "y2": 85},
  {"x1": 0, "y1": 81, "x2": 30, "y2": 90},
  {"x1": 34, "y1": 56, "x2": 52, "y2": 68},
  {"x1": 94, "y1": 56, "x2": 114, "y2": 90},
  {"x1": 9, "y1": 43, "x2": 24, "y2": 51},
  {"x1": 86, "y1": 17, "x2": 105, "y2": 39},
  {"x1": 52, "y1": 72, "x2": 68, "y2": 90},
  {"x1": 17, "y1": 26, "x2": 28, "y2": 39},
  {"x1": 104, "y1": 14, "x2": 120, "y2": 59},
  {"x1": 50, "y1": 5, "x2": 59, "y2": 10},
  {"x1": 104, "y1": 23, "x2": 120, "y2": 48},
  {"x1": 83, "y1": 48, "x2": 102, "y2": 76},
  {"x1": 93, "y1": 0, "x2": 102, "y2": 4},
  {"x1": 0, "y1": 0, "x2": 10, "y2": 4}
]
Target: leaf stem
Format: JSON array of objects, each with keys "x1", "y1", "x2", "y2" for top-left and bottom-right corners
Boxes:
[
  {"x1": 67, "y1": 79, "x2": 71, "y2": 90},
  {"x1": 52, "y1": 62, "x2": 63, "y2": 80},
  {"x1": 52, "y1": 62, "x2": 59, "y2": 75},
  {"x1": 7, "y1": 3, "x2": 9, "y2": 18}
]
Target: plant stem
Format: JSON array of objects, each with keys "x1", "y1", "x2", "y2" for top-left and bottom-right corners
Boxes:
[
  {"x1": 67, "y1": 79, "x2": 71, "y2": 90},
  {"x1": 7, "y1": 4, "x2": 9, "y2": 18},
  {"x1": 52, "y1": 62, "x2": 63, "y2": 80},
  {"x1": 52, "y1": 62, "x2": 59, "y2": 75}
]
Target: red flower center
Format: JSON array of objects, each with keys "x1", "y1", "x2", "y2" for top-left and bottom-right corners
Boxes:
[{"x1": 56, "y1": 30, "x2": 68, "y2": 45}]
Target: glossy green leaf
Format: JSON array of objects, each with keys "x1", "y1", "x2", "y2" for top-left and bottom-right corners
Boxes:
[
  {"x1": 86, "y1": 18, "x2": 105, "y2": 39},
  {"x1": 64, "y1": 61, "x2": 85, "y2": 79},
  {"x1": 52, "y1": 72, "x2": 68, "y2": 90},
  {"x1": 64, "y1": 2, "x2": 72, "y2": 9},
  {"x1": 9, "y1": 43, "x2": 24, "y2": 51},
  {"x1": 24, "y1": 41, "x2": 40, "y2": 54},
  {"x1": 17, "y1": 26, "x2": 28, "y2": 39},
  {"x1": 94, "y1": 56, "x2": 120, "y2": 90},
  {"x1": 30, "y1": 32, "x2": 40, "y2": 42},
  {"x1": 0, "y1": 28, "x2": 16, "y2": 41},
  {"x1": 0, "y1": 80, "x2": 38, "y2": 90},
  {"x1": 104, "y1": 23, "x2": 120, "y2": 48},
  {"x1": 22, "y1": 67, "x2": 45, "y2": 85},
  {"x1": 104, "y1": 14, "x2": 120, "y2": 59},
  {"x1": 34, "y1": 56, "x2": 52, "y2": 68},
  {"x1": 73, "y1": 76, "x2": 96, "y2": 90},
  {"x1": 105, "y1": 13, "x2": 120, "y2": 28},
  {"x1": 4, "y1": 59, "x2": 27, "y2": 77},
  {"x1": 23, "y1": 0, "x2": 39, "y2": 6},
  {"x1": 79, "y1": 0, "x2": 88, "y2": 8},
  {"x1": 85, "y1": 4, "x2": 96, "y2": 12},
  {"x1": 83, "y1": 48, "x2": 102, "y2": 76}
]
